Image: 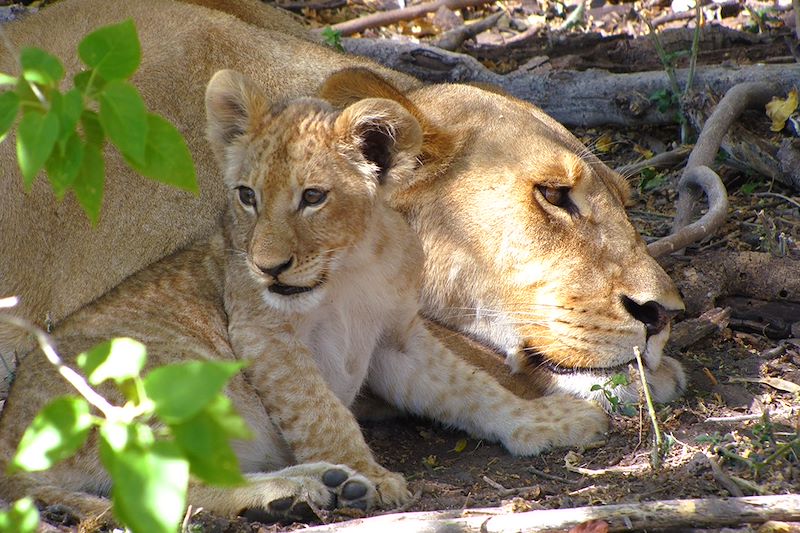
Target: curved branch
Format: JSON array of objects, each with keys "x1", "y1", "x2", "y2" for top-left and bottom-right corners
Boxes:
[
  {"x1": 648, "y1": 166, "x2": 728, "y2": 257},
  {"x1": 673, "y1": 82, "x2": 777, "y2": 231},
  {"x1": 647, "y1": 82, "x2": 779, "y2": 257}
]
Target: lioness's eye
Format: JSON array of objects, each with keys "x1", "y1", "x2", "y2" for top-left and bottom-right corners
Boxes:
[
  {"x1": 301, "y1": 188, "x2": 327, "y2": 208},
  {"x1": 236, "y1": 186, "x2": 257, "y2": 207},
  {"x1": 537, "y1": 185, "x2": 570, "y2": 208}
]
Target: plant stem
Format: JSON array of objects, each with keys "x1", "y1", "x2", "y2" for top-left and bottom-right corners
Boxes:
[
  {"x1": 633, "y1": 346, "x2": 664, "y2": 467},
  {"x1": 0, "y1": 315, "x2": 116, "y2": 419}
]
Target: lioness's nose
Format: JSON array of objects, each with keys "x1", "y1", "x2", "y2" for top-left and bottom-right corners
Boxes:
[
  {"x1": 259, "y1": 257, "x2": 293, "y2": 278},
  {"x1": 621, "y1": 296, "x2": 670, "y2": 337}
]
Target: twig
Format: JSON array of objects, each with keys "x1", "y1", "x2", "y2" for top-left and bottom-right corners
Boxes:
[
  {"x1": 706, "y1": 413, "x2": 769, "y2": 423},
  {"x1": 527, "y1": 465, "x2": 579, "y2": 484},
  {"x1": 616, "y1": 145, "x2": 692, "y2": 176},
  {"x1": 0, "y1": 315, "x2": 116, "y2": 419},
  {"x1": 434, "y1": 11, "x2": 503, "y2": 51},
  {"x1": 320, "y1": 0, "x2": 491, "y2": 36},
  {"x1": 482, "y1": 475, "x2": 506, "y2": 491},
  {"x1": 705, "y1": 453, "x2": 745, "y2": 497},
  {"x1": 754, "y1": 192, "x2": 800, "y2": 211}
]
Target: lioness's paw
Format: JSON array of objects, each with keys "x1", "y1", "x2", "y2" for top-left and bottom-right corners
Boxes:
[
  {"x1": 239, "y1": 463, "x2": 376, "y2": 523},
  {"x1": 501, "y1": 396, "x2": 608, "y2": 456},
  {"x1": 647, "y1": 355, "x2": 686, "y2": 403}
]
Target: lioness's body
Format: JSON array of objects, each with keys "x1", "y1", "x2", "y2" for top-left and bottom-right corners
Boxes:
[
  {"x1": 0, "y1": 76, "x2": 606, "y2": 520},
  {"x1": 2, "y1": 1, "x2": 683, "y2": 408}
]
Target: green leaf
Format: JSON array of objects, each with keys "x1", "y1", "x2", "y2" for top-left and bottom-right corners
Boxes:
[
  {"x1": 0, "y1": 91, "x2": 20, "y2": 141},
  {"x1": 100, "y1": 425, "x2": 188, "y2": 533},
  {"x1": 204, "y1": 394, "x2": 252, "y2": 441},
  {"x1": 11, "y1": 396, "x2": 92, "y2": 472},
  {"x1": 54, "y1": 88, "x2": 83, "y2": 142},
  {"x1": 16, "y1": 110, "x2": 59, "y2": 186},
  {"x1": 99, "y1": 80, "x2": 147, "y2": 165},
  {"x1": 72, "y1": 142, "x2": 105, "y2": 223},
  {"x1": 76, "y1": 338, "x2": 146, "y2": 386},
  {"x1": 144, "y1": 361, "x2": 244, "y2": 424},
  {"x1": 126, "y1": 113, "x2": 197, "y2": 192},
  {"x1": 0, "y1": 498, "x2": 39, "y2": 533},
  {"x1": 78, "y1": 19, "x2": 140, "y2": 80},
  {"x1": 80, "y1": 110, "x2": 104, "y2": 147},
  {"x1": 74, "y1": 69, "x2": 106, "y2": 97},
  {"x1": 20, "y1": 47, "x2": 64, "y2": 88},
  {"x1": 0, "y1": 73, "x2": 17, "y2": 86},
  {"x1": 172, "y1": 406, "x2": 245, "y2": 486},
  {"x1": 45, "y1": 133, "x2": 84, "y2": 198}
]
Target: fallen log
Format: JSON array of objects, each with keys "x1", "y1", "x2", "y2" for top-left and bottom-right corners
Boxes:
[
  {"x1": 303, "y1": 494, "x2": 800, "y2": 532},
  {"x1": 343, "y1": 37, "x2": 800, "y2": 128}
]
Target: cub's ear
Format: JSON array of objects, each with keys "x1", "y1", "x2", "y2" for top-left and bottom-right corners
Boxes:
[
  {"x1": 205, "y1": 69, "x2": 268, "y2": 167},
  {"x1": 321, "y1": 68, "x2": 456, "y2": 182},
  {"x1": 333, "y1": 97, "x2": 423, "y2": 189}
]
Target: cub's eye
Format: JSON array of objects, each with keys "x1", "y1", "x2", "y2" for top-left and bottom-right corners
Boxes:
[
  {"x1": 300, "y1": 188, "x2": 327, "y2": 208},
  {"x1": 537, "y1": 185, "x2": 570, "y2": 208},
  {"x1": 236, "y1": 186, "x2": 257, "y2": 207}
]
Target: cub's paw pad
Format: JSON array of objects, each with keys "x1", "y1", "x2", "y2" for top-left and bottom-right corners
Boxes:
[
  {"x1": 240, "y1": 497, "x2": 318, "y2": 524},
  {"x1": 327, "y1": 470, "x2": 375, "y2": 511},
  {"x1": 321, "y1": 468, "x2": 349, "y2": 488},
  {"x1": 341, "y1": 479, "x2": 368, "y2": 500}
]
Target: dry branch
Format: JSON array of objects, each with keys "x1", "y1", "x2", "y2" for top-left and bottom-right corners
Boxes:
[
  {"x1": 303, "y1": 494, "x2": 800, "y2": 532},
  {"x1": 342, "y1": 37, "x2": 800, "y2": 128},
  {"x1": 321, "y1": 0, "x2": 490, "y2": 36},
  {"x1": 434, "y1": 11, "x2": 503, "y2": 51}
]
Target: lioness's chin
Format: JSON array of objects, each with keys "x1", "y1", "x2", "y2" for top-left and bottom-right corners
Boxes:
[
  {"x1": 261, "y1": 284, "x2": 327, "y2": 314},
  {"x1": 541, "y1": 329, "x2": 686, "y2": 410}
]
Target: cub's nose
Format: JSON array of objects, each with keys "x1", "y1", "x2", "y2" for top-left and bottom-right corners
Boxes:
[
  {"x1": 258, "y1": 257, "x2": 293, "y2": 278},
  {"x1": 621, "y1": 296, "x2": 671, "y2": 337}
]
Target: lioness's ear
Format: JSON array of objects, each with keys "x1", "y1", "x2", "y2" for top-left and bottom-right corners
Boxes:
[
  {"x1": 321, "y1": 68, "x2": 456, "y2": 181},
  {"x1": 205, "y1": 69, "x2": 268, "y2": 166},
  {"x1": 334, "y1": 98, "x2": 423, "y2": 189}
]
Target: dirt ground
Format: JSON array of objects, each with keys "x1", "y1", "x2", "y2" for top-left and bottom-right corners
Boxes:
[{"x1": 4, "y1": 0, "x2": 799, "y2": 531}]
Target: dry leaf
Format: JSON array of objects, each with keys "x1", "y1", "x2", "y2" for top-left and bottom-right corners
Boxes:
[
  {"x1": 569, "y1": 519, "x2": 610, "y2": 533},
  {"x1": 766, "y1": 89, "x2": 798, "y2": 132},
  {"x1": 595, "y1": 132, "x2": 613, "y2": 153}
]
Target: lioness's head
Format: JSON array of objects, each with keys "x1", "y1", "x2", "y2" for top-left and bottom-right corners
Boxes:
[
  {"x1": 323, "y1": 70, "x2": 685, "y2": 406},
  {"x1": 205, "y1": 69, "x2": 422, "y2": 314}
]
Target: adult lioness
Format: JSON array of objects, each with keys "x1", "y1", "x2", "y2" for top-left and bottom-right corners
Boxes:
[
  {"x1": 0, "y1": 71, "x2": 606, "y2": 520},
  {"x1": 0, "y1": 0, "x2": 684, "y2": 407}
]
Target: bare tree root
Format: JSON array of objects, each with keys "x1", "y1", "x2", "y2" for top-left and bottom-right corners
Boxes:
[
  {"x1": 301, "y1": 494, "x2": 800, "y2": 532},
  {"x1": 320, "y1": 0, "x2": 490, "y2": 37},
  {"x1": 647, "y1": 82, "x2": 780, "y2": 258},
  {"x1": 647, "y1": 165, "x2": 729, "y2": 257}
]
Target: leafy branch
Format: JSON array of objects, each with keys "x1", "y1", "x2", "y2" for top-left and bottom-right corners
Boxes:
[{"x1": 0, "y1": 19, "x2": 197, "y2": 223}]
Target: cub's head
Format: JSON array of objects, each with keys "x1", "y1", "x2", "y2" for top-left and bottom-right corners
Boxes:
[
  {"x1": 205, "y1": 69, "x2": 422, "y2": 313},
  {"x1": 322, "y1": 69, "x2": 686, "y2": 406}
]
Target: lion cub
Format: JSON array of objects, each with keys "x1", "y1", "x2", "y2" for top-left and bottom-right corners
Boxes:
[{"x1": 0, "y1": 69, "x2": 606, "y2": 522}]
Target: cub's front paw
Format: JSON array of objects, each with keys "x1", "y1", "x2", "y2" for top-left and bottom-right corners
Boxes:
[
  {"x1": 501, "y1": 396, "x2": 608, "y2": 456},
  {"x1": 370, "y1": 468, "x2": 410, "y2": 508},
  {"x1": 239, "y1": 463, "x2": 376, "y2": 523}
]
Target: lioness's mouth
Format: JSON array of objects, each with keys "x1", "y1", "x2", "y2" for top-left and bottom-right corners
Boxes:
[
  {"x1": 268, "y1": 282, "x2": 319, "y2": 296},
  {"x1": 522, "y1": 346, "x2": 645, "y2": 375}
]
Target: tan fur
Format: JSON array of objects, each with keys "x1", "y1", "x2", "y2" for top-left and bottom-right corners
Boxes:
[
  {"x1": 0, "y1": 71, "x2": 607, "y2": 521},
  {"x1": 2, "y1": 2, "x2": 683, "y2": 416}
]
